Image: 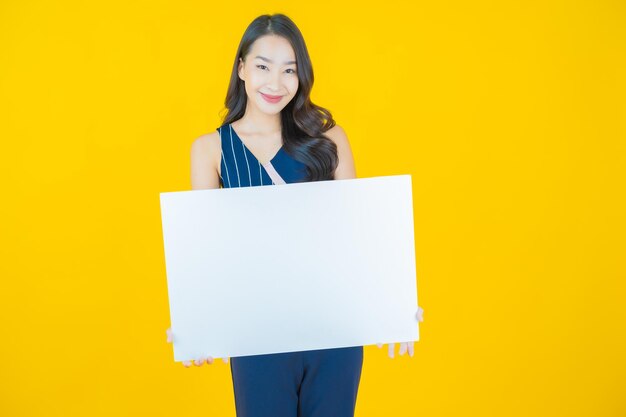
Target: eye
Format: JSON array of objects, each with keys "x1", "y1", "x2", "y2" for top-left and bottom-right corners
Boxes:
[
  {"x1": 256, "y1": 64, "x2": 268, "y2": 70},
  {"x1": 285, "y1": 68, "x2": 296, "y2": 74}
]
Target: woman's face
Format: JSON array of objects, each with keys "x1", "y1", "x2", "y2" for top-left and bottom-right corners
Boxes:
[{"x1": 238, "y1": 35, "x2": 299, "y2": 115}]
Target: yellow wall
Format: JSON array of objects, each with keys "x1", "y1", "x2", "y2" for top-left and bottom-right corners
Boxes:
[{"x1": 1, "y1": 1, "x2": 624, "y2": 415}]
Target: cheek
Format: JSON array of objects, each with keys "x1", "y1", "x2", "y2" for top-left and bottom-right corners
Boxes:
[
  {"x1": 247, "y1": 71, "x2": 265, "y2": 88},
  {"x1": 287, "y1": 77, "x2": 299, "y2": 94}
]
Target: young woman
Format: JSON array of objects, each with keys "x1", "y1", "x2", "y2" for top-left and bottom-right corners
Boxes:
[{"x1": 166, "y1": 13, "x2": 424, "y2": 417}]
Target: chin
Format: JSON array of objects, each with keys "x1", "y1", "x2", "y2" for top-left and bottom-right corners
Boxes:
[{"x1": 258, "y1": 101, "x2": 286, "y2": 114}]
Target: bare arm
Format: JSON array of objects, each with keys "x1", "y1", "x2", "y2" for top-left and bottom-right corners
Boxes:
[
  {"x1": 325, "y1": 125, "x2": 356, "y2": 180},
  {"x1": 166, "y1": 131, "x2": 224, "y2": 367},
  {"x1": 190, "y1": 132, "x2": 222, "y2": 190}
]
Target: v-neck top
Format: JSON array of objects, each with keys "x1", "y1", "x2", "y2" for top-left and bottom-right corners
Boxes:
[{"x1": 217, "y1": 122, "x2": 308, "y2": 188}]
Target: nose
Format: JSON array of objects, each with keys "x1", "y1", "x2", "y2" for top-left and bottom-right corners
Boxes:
[{"x1": 266, "y1": 71, "x2": 281, "y2": 92}]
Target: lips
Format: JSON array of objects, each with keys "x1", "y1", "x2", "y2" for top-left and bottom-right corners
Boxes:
[{"x1": 260, "y1": 92, "x2": 283, "y2": 103}]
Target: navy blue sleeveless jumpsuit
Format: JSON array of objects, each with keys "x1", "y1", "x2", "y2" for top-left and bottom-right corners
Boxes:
[{"x1": 217, "y1": 122, "x2": 364, "y2": 417}]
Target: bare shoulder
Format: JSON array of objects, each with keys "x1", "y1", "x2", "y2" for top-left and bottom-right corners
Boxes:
[
  {"x1": 191, "y1": 131, "x2": 221, "y2": 153},
  {"x1": 191, "y1": 130, "x2": 222, "y2": 165},
  {"x1": 324, "y1": 124, "x2": 350, "y2": 146},
  {"x1": 324, "y1": 124, "x2": 356, "y2": 180},
  {"x1": 190, "y1": 130, "x2": 222, "y2": 189}
]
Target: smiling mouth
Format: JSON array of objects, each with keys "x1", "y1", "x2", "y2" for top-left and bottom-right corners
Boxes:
[
  {"x1": 260, "y1": 92, "x2": 284, "y2": 103},
  {"x1": 261, "y1": 93, "x2": 283, "y2": 99}
]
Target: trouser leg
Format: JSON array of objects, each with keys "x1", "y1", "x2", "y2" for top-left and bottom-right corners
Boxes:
[
  {"x1": 297, "y1": 346, "x2": 364, "y2": 417},
  {"x1": 230, "y1": 351, "x2": 303, "y2": 417}
]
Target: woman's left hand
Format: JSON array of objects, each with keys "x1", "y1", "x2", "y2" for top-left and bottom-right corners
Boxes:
[{"x1": 376, "y1": 306, "x2": 424, "y2": 358}]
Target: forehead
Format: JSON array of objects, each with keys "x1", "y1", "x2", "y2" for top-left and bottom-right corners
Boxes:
[{"x1": 249, "y1": 35, "x2": 296, "y2": 62}]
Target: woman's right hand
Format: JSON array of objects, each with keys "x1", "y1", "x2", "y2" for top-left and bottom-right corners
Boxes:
[{"x1": 166, "y1": 327, "x2": 229, "y2": 367}]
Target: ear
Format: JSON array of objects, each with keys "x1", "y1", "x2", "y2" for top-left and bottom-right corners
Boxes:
[{"x1": 238, "y1": 57, "x2": 244, "y2": 81}]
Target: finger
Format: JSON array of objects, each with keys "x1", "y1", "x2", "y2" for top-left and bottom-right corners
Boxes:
[
  {"x1": 166, "y1": 328, "x2": 172, "y2": 343},
  {"x1": 194, "y1": 358, "x2": 206, "y2": 366},
  {"x1": 408, "y1": 341, "x2": 415, "y2": 357},
  {"x1": 206, "y1": 356, "x2": 214, "y2": 364},
  {"x1": 399, "y1": 342, "x2": 407, "y2": 356},
  {"x1": 182, "y1": 360, "x2": 192, "y2": 367},
  {"x1": 416, "y1": 307, "x2": 424, "y2": 322},
  {"x1": 222, "y1": 357, "x2": 229, "y2": 364},
  {"x1": 388, "y1": 343, "x2": 395, "y2": 358},
  {"x1": 376, "y1": 343, "x2": 383, "y2": 349}
]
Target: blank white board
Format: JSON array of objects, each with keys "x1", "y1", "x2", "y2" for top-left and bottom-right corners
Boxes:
[{"x1": 160, "y1": 175, "x2": 419, "y2": 362}]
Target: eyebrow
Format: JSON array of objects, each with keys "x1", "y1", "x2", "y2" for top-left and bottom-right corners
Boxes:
[{"x1": 254, "y1": 55, "x2": 297, "y2": 65}]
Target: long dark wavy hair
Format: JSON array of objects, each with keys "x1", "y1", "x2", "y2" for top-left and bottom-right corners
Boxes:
[{"x1": 219, "y1": 14, "x2": 338, "y2": 182}]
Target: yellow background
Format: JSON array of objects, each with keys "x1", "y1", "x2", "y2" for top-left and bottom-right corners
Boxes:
[{"x1": 1, "y1": 1, "x2": 624, "y2": 416}]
